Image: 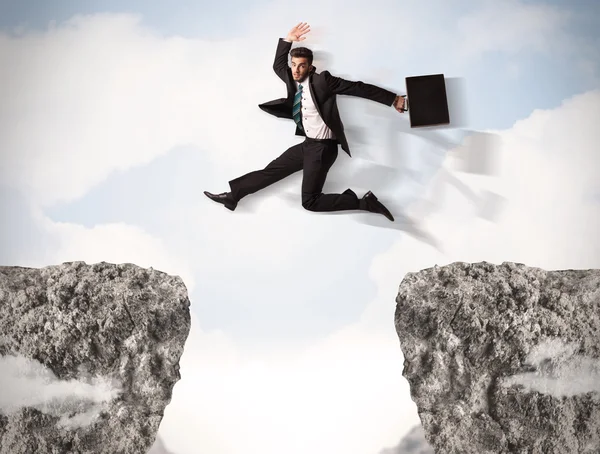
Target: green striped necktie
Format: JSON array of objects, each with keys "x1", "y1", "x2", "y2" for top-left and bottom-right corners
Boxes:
[{"x1": 293, "y1": 84, "x2": 303, "y2": 130}]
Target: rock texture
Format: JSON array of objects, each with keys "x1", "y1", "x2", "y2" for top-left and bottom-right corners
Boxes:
[
  {"x1": 395, "y1": 261, "x2": 600, "y2": 454},
  {"x1": 0, "y1": 261, "x2": 191, "y2": 454}
]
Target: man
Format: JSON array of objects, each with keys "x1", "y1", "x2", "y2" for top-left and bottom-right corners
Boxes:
[{"x1": 204, "y1": 22, "x2": 406, "y2": 221}]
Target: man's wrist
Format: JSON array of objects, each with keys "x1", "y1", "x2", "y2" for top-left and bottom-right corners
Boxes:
[{"x1": 283, "y1": 37, "x2": 292, "y2": 42}]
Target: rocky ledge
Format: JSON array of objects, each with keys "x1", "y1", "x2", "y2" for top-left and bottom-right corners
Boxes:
[
  {"x1": 0, "y1": 261, "x2": 191, "y2": 454},
  {"x1": 395, "y1": 261, "x2": 600, "y2": 454}
]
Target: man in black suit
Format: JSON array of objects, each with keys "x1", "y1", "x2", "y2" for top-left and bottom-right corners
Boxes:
[{"x1": 204, "y1": 22, "x2": 406, "y2": 221}]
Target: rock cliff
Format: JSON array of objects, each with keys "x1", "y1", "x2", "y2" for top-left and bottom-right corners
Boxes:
[
  {"x1": 395, "y1": 261, "x2": 600, "y2": 453},
  {"x1": 0, "y1": 261, "x2": 190, "y2": 454}
]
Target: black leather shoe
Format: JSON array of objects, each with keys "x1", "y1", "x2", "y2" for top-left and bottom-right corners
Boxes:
[
  {"x1": 360, "y1": 191, "x2": 394, "y2": 221},
  {"x1": 204, "y1": 191, "x2": 238, "y2": 211}
]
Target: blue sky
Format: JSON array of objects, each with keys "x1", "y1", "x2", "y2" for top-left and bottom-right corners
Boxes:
[
  {"x1": 0, "y1": 0, "x2": 271, "y2": 39},
  {"x1": 1, "y1": 1, "x2": 599, "y2": 453}
]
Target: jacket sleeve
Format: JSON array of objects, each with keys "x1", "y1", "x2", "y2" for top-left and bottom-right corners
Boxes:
[
  {"x1": 322, "y1": 70, "x2": 398, "y2": 106},
  {"x1": 273, "y1": 38, "x2": 293, "y2": 82}
]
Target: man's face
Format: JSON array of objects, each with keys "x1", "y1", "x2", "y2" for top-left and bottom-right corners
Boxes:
[{"x1": 291, "y1": 57, "x2": 311, "y2": 82}]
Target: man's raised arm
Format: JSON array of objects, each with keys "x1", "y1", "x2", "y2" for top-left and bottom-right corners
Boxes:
[{"x1": 272, "y1": 22, "x2": 311, "y2": 81}]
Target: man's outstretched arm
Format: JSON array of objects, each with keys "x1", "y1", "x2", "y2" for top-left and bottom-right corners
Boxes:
[
  {"x1": 324, "y1": 71, "x2": 406, "y2": 112},
  {"x1": 272, "y1": 22, "x2": 311, "y2": 81}
]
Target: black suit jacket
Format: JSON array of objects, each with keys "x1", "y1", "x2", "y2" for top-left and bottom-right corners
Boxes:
[{"x1": 258, "y1": 38, "x2": 398, "y2": 157}]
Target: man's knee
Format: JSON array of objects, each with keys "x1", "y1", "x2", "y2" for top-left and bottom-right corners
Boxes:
[{"x1": 302, "y1": 194, "x2": 320, "y2": 211}]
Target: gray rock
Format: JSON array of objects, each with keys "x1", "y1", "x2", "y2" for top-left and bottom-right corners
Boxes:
[
  {"x1": 394, "y1": 261, "x2": 600, "y2": 454},
  {"x1": 380, "y1": 424, "x2": 434, "y2": 453},
  {"x1": 0, "y1": 261, "x2": 191, "y2": 454}
]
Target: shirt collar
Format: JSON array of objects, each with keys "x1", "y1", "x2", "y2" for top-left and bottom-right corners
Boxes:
[{"x1": 296, "y1": 75, "x2": 309, "y2": 88}]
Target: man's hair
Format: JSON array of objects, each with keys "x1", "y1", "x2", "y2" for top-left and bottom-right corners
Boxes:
[{"x1": 290, "y1": 47, "x2": 313, "y2": 66}]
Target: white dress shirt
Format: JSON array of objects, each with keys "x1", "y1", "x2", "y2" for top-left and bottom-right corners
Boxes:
[{"x1": 295, "y1": 77, "x2": 336, "y2": 140}]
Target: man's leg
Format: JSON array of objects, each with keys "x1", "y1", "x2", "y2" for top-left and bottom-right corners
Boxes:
[
  {"x1": 228, "y1": 142, "x2": 304, "y2": 201},
  {"x1": 300, "y1": 139, "x2": 361, "y2": 211},
  {"x1": 301, "y1": 138, "x2": 395, "y2": 220},
  {"x1": 205, "y1": 143, "x2": 304, "y2": 210}
]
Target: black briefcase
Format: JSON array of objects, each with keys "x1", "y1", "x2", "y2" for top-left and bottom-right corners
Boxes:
[{"x1": 401, "y1": 73, "x2": 450, "y2": 128}]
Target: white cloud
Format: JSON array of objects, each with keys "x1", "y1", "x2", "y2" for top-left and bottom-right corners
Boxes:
[
  {"x1": 454, "y1": 0, "x2": 571, "y2": 60},
  {"x1": 479, "y1": 92, "x2": 595, "y2": 255},
  {"x1": 0, "y1": 354, "x2": 122, "y2": 429},
  {"x1": 0, "y1": 13, "x2": 292, "y2": 208},
  {"x1": 1, "y1": 1, "x2": 590, "y2": 209},
  {"x1": 500, "y1": 339, "x2": 600, "y2": 397},
  {"x1": 30, "y1": 209, "x2": 196, "y2": 293},
  {"x1": 157, "y1": 312, "x2": 418, "y2": 454}
]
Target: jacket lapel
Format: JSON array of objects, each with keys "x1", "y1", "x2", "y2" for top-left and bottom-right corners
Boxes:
[
  {"x1": 258, "y1": 66, "x2": 322, "y2": 121},
  {"x1": 307, "y1": 67, "x2": 325, "y2": 121}
]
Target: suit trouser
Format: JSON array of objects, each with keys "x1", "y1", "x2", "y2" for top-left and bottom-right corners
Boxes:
[{"x1": 228, "y1": 137, "x2": 361, "y2": 211}]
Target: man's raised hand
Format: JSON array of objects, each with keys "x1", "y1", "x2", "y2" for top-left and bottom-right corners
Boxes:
[{"x1": 286, "y1": 22, "x2": 311, "y2": 42}]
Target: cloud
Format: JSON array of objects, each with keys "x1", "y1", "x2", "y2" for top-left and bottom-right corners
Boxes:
[
  {"x1": 30, "y1": 209, "x2": 196, "y2": 293},
  {"x1": 500, "y1": 339, "x2": 600, "y2": 397},
  {"x1": 0, "y1": 12, "x2": 292, "y2": 208},
  {"x1": 454, "y1": 0, "x2": 571, "y2": 60},
  {"x1": 157, "y1": 312, "x2": 418, "y2": 454},
  {"x1": 0, "y1": 354, "x2": 122, "y2": 429},
  {"x1": 1, "y1": 1, "x2": 593, "y2": 209}
]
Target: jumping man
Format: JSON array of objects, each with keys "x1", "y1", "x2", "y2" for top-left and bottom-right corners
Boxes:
[{"x1": 204, "y1": 22, "x2": 406, "y2": 221}]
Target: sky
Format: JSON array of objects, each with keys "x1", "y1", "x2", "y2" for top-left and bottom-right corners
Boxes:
[{"x1": 0, "y1": 0, "x2": 599, "y2": 453}]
